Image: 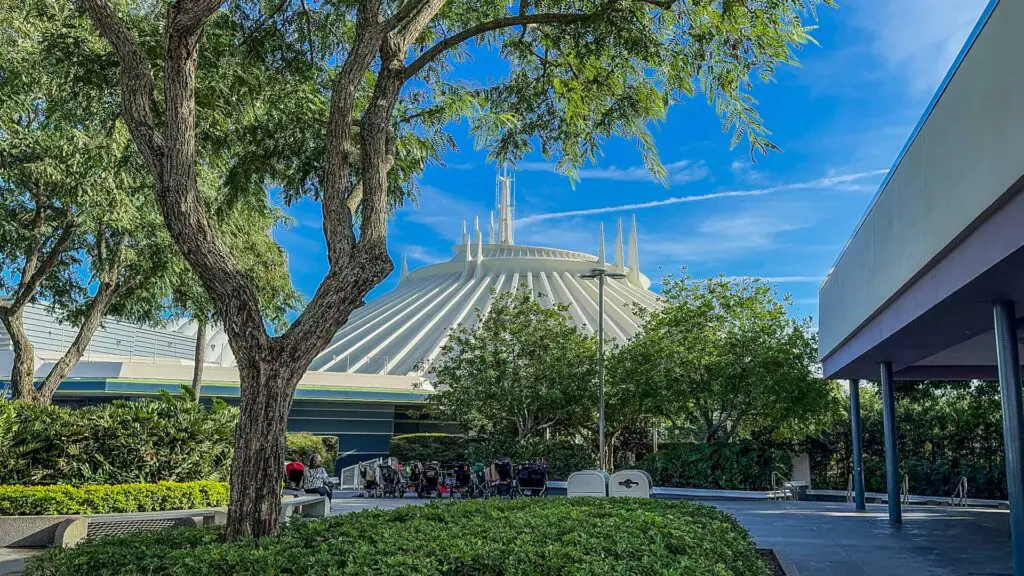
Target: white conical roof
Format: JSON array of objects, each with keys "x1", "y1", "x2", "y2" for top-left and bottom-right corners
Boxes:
[{"x1": 309, "y1": 170, "x2": 660, "y2": 376}]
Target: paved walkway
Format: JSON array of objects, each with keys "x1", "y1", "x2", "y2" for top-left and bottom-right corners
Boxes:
[{"x1": 710, "y1": 500, "x2": 1012, "y2": 576}]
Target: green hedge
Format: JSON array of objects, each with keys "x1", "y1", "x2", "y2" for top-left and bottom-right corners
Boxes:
[
  {"x1": 0, "y1": 393, "x2": 236, "y2": 486},
  {"x1": 25, "y1": 498, "x2": 768, "y2": 576},
  {"x1": 285, "y1": 432, "x2": 338, "y2": 471},
  {"x1": 640, "y1": 441, "x2": 791, "y2": 491},
  {"x1": 0, "y1": 481, "x2": 229, "y2": 516},
  {"x1": 389, "y1": 433, "x2": 471, "y2": 463}
]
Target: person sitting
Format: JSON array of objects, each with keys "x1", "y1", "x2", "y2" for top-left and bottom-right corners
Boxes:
[
  {"x1": 284, "y1": 460, "x2": 305, "y2": 490},
  {"x1": 301, "y1": 453, "x2": 333, "y2": 501}
]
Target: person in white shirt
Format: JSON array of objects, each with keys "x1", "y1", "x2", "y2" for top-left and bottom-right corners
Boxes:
[{"x1": 301, "y1": 453, "x2": 333, "y2": 501}]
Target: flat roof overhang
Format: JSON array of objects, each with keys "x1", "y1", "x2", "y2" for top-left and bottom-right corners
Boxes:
[{"x1": 818, "y1": 0, "x2": 1024, "y2": 380}]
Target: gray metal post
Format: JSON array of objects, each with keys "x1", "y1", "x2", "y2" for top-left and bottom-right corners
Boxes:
[
  {"x1": 880, "y1": 361, "x2": 902, "y2": 527},
  {"x1": 994, "y1": 301, "x2": 1024, "y2": 576},
  {"x1": 597, "y1": 273, "x2": 606, "y2": 471},
  {"x1": 849, "y1": 379, "x2": 866, "y2": 511}
]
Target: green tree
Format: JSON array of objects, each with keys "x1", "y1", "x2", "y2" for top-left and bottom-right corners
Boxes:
[
  {"x1": 429, "y1": 289, "x2": 598, "y2": 448},
  {"x1": 79, "y1": 0, "x2": 834, "y2": 537},
  {"x1": 0, "y1": 0, "x2": 299, "y2": 405},
  {"x1": 617, "y1": 274, "x2": 827, "y2": 444}
]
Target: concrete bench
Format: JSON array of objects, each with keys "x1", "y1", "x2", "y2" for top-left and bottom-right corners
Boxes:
[
  {"x1": 54, "y1": 509, "x2": 221, "y2": 548},
  {"x1": 279, "y1": 495, "x2": 328, "y2": 521}
]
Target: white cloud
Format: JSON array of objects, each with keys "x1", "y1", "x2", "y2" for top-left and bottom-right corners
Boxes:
[
  {"x1": 853, "y1": 0, "x2": 989, "y2": 95},
  {"x1": 516, "y1": 169, "x2": 888, "y2": 226},
  {"x1": 401, "y1": 185, "x2": 487, "y2": 242},
  {"x1": 517, "y1": 159, "x2": 710, "y2": 185},
  {"x1": 398, "y1": 244, "x2": 449, "y2": 265},
  {"x1": 641, "y1": 213, "x2": 813, "y2": 263},
  {"x1": 723, "y1": 275, "x2": 824, "y2": 283}
]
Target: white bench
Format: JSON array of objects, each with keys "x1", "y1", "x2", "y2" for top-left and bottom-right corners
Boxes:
[{"x1": 279, "y1": 494, "x2": 329, "y2": 521}]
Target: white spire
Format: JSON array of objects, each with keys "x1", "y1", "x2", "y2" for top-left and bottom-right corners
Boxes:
[
  {"x1": 462, "y1": 219, "x2": 469, "y2": 245},
  {"x1": 615, "y1": 218, "x2": 625, "y2": 273},
  {"x1": 464, "y1": 224, "x2": 472, "y2": 261},
  {"x1": 474, "y1": 216, "x2": 484, "y2": 278},
  {"x1": 627, "y1": 214, "x2": 640, "y2": 284},
  {"x1": 489, "y1": 211, "x2": 495, "y2": 244},
  {"x1": 597, "y1": 222, "x2": 606, "y2": 266},
  {"x1": 400, "y1": 253, "x2": 409, "y2": 281},
  {"x1": 497, "y1": 166, "x2": 515, "y2": 245}
]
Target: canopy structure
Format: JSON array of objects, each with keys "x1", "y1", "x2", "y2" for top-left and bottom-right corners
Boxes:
[
  {"x1": 818, "y1": 2, "x2": 1024, "y2": 572},
  {"x1": 310, "y1": 170, "x2": 661, "y2": 376}
]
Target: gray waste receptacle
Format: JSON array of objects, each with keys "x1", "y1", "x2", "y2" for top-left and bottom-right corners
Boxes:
[
  {"x1": 567, "y1": 470, "x2": 609, "y2": 497},
  {"x1": 609, "y1": 470, "x2": 653, "y2": 498}
]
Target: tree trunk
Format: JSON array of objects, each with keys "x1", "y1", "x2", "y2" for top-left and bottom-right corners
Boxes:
[
  {"x1": 33, "y1": 281, "x2": 119, "y2": 404},
  {"x1": 225, "y1": 352, "x2": 300, "y2": 540},
  {"x1": 191, "y1": 318, "x2": 206, "y2": 401},
  {"x1": 0, "y1": 308, "x2": 38, "y2": 402}
]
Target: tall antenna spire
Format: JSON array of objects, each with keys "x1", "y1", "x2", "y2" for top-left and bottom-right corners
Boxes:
[
  {"x1": 461, "y1": 219, "x2": 469, "y2": 246},
  {"x1": 400, "y1": 253, "x2": 409, "y2": 281},
  {"x1": 627, "y1": 214, "x2": 640, "y2": 284},
  {"x1": 496, "y1": 165, "x2": 515, "y2": 245},
  {"x1": 597, "y1": 222, "x2": 606, "y2": 266},
  {"x1": 489, "y1": 211, "x2": 495, "y2": 244},
  {"x1": 615, "y1": 218, "x2": 625, "y2": 273}
]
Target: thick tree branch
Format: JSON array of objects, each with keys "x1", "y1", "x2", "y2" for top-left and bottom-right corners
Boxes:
[
  {"x1": 9, "y1": 223, "x2": 76, "y2": 313},
  {"x1": 81, "y1": 0, "x2": 163, "y2": 176},
  {"x1": 403, "y1": 12, "x2": 591, "y2": 80},
  {"x1": 321, "y1": 0, "x2": 386, "y2": 269}
]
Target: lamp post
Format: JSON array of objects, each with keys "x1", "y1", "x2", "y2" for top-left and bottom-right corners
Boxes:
[{"x1": 580, "y1": 267, "x2": 627, "y2": 470}]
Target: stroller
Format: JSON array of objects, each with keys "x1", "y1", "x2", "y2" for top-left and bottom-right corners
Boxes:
[
  {"x1": 471, "y1": 462, "x2": 488, "y2": 499},
  {"x1": 359, "y1": 461, "x2": 381, "y2": 498},
  {"x1": 284, "y1": 461, "x2": 306, "y2": 490},
  {"x1": 516, "y1": 460, "x2": 548, "y2": 497},
  {"x1": 418, "y1": 461, "x2": 442, "y2": 499},
  {"x1": 489, "y1": 458, "x2": 515, "y2": 498},
  {"x1": 378, "y1": 459, "x2": 405, "y2": 498},
  {"x1": 405, "y1": 461, "x2": 423, "y2": 496},
  {"x1": 447, "y1": 462, "x2": 473, "y2": 499}
]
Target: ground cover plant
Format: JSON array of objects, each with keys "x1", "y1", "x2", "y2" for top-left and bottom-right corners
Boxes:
[{"x1": 25, "y1": 498, "x2": 769, "y2": 576}]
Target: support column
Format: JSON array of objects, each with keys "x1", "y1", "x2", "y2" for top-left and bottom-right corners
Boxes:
[
  {"x1": 879, "y1": 361, "x2": 902, "y2": 527},
  {"x1": 849, "y1": 379, "x2": 866, "y2": 511},
  {"x1": 994, "y1": 301, "x2": 1024, "y2": 576}
]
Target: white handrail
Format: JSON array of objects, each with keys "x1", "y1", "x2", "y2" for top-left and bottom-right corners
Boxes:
[{"x1": 950, "y1": 476, "x2": 968, "y2": 507}]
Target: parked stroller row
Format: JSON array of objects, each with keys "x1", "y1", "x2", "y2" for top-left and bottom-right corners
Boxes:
[{"x1": 358, "y1": 458, "x2": 548, "y2": 499}]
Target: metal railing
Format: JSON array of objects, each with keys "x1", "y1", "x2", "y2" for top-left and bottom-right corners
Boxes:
[
  {"x1": 771, "y1": 471, "x2": 796, "y2": 501},
  {"x1": 846, "y1": 474, "x2": 854, "y2": 503},
  {"x1": 901, "y1": 472, "x2": 910, "y2": 505},
  {"x1": 950, "y1": 476, "x2": 968, "y2": 507}
]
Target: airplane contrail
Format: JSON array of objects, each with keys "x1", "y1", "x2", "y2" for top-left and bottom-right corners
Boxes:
[{"x1": 514, "y1": 169, "x2": 889, "y2": 225}]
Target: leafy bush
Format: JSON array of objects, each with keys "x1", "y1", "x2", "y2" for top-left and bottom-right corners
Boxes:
[
  {"x1": 25, "y1": 498, "x2": 768, "y2": 576},
  {"x1": 0, "y1": 393, "x2": 236, "y2": 486},
  {"x1": 640, "y1": 441, "x2": 791, "y2": 491},
  {"x1": 285, "y1": 433, "x2": 338, "y2": 471},
  {"x1": 389, "y1": 433, "x2": 471, "y2": 463},
  {"x1": 0, "y1": 481, "x2": 229, "y2": 515}
]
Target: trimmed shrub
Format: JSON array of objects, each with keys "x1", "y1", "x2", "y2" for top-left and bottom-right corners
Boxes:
[
  {"x1": 0, "y1": 481, "x2": 229, "y2": 516},
  {"x1": 25, "y1": 498, "x2": 769, "y2": 575},
  {"x1": 640, "y1": 441, "x2": 791, "y2": 491},
  {"x1": 0, "y1": 393, "x2": 236, "y2": 486},
  {"x1": 391, "y1": 434, "x2": 596, "y2": 480},
  {"x1": 285, "y1": 432, "x2": 337, "y2": 470},
  {"x1": 512, "y1": 438, "x2": 598, "y2": 481}
]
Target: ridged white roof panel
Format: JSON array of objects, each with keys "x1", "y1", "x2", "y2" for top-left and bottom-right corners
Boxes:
[{"x1": 309, "y1": 243, "x2": 661, "y2": 376}]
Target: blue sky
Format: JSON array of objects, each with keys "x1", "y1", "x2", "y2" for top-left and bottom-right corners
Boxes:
[{"x1": 274, "y1": 0, "x2": 991, "y2": 325}]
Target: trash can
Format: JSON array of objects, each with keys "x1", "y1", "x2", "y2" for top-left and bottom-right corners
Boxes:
[
  {"x1": 609, "y1": 470, "x2": 652, "y2": 498},
  {"x1": 567, "y1": 470, "x2": 610, "y2": 497}
]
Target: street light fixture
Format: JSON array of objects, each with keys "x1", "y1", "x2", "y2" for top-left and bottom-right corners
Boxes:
[{"x1": 580, "y1": 266, "x2": 627, "y2": 471}]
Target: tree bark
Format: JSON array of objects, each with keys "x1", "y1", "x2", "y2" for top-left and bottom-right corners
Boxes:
[
  {"x1": 0, "y1": 309, "x2": 37, "y2": 402},
  {"x1": 191, "y1": 317, "x2": 206, "y2": 401},
  {"x1": 33, "y1": 281, "x2": 120, "y2": 404},
  {"x1": 225, "y1": 350, "x2": 301, "y2": 539}
]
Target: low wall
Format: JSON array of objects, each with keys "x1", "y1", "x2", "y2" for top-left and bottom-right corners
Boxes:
[{"x1": 0, "y1": 515, "x2": 76, "y2": 547}]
